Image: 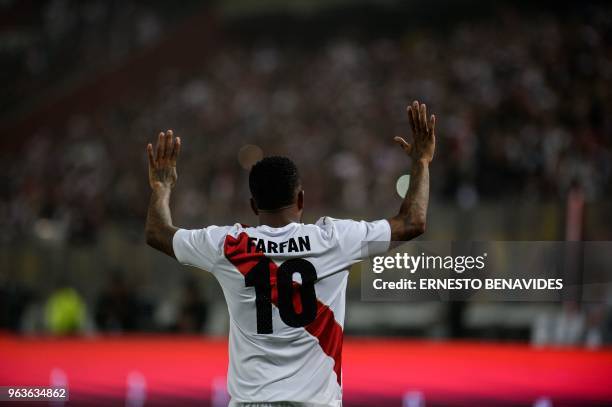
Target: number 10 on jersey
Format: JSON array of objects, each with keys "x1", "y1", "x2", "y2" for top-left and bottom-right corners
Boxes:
[{"x1": 245, "y1": 258, "x2": 318, "y2": 334}]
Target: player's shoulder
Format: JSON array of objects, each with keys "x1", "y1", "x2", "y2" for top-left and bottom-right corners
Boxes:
[
  {"x1": 314, "y1": 216, "x2": 339, "y2": 232},
  {"x1": 312, "y1": 216, "x2": 358, "y2": 240},
  {"x1": 214, "y1": 223, "x2": 257, "y2": 242},
  {"x1": 183, "y1": 223, "x2": 248, "y2": 248},
  {"x1": 314, "y1": 216, "x2": 357, "y2": 230}
]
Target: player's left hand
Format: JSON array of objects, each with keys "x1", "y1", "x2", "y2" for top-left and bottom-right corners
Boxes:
[
  {"x1": 146, "y1": 130, "x2": 181, "y2": 190},
  {"x1": 394, "y1": 100, "x2": 436, "y2": 163}
]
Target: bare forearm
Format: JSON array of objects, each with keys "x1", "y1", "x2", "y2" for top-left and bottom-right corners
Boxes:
[
  {"x1": 390, "y1": 158, "x2": 430, "y2": 240},
  {"x1": 403, "y1": 158, "x2": 430, "y2": 229},
  {"x1": 145, "y1": 186, "x2": 178, "y2": 258}
]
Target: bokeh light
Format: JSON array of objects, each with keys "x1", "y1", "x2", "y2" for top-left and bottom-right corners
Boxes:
[{"x1": 238, "y1": 144, "x2": 264, "y2": 170}]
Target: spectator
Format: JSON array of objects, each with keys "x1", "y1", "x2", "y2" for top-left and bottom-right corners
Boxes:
[
  {"x1": 95, "y1": 271, "x2": 140, "y2": 332},
  {"x1": 44, "y1": 285, "x2": 87, "y2": 335},
  {"x1": 3, "y1": 4, "x2": 611, "y2": 246},
  {"x1": 175, "y1": 277, "x2": 208, "y2": 333}
]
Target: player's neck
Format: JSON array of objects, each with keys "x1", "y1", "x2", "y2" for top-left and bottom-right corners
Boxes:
[{"x1": 257, "y1": 208, "x2": 301, "y2": 228}]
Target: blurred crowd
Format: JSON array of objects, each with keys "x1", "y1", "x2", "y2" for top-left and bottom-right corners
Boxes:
[
  {"x1": 1, "y1": 2, "x2": 612, "y2": 341},
  {"x1": 0, "y1": 271, "x2": 209, "y2": 335},
  {"x1": 2, "y1": 2, "x2": 612, "y2": 245},
  {"x1": 0, "y1": 0, "x2": 199, "y2": 116}
]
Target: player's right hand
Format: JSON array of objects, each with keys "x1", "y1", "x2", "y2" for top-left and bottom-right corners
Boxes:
[
  {"x1": 394, "y1": 100, "x2": 436, "y2": 163},
  {"x1": 146, "y1": 130, "x2": 181, "y2": 190}
]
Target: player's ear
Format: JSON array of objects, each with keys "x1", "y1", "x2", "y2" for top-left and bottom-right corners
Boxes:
[
  {"x1": 250, "y1": 198, "x2": 259, "y2": 216},
  {"x1": 297, "y1": 190, "x2": 304, "y2": 211}
]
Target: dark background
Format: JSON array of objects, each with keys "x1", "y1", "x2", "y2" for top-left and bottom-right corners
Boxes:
[{"x1": 0, "y1": 2, "x2": 611, "y2": 405}]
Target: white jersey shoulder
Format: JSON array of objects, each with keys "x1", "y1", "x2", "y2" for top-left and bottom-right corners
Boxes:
[{"x1": 172, "y1": 217, "x2": 390, "y2": 405}]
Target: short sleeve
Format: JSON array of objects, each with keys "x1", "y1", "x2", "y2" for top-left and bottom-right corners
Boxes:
[
  {"x1": 317, "y1": 217, "x2": 391, "y2": 262},
  {"x1": 172, "y1": 226, "x2": 230, "y2": 272}
]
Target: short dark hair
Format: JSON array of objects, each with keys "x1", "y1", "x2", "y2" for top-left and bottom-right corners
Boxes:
[{"x1": 249, "y1": 156, "x2": 301, "y2": 211}]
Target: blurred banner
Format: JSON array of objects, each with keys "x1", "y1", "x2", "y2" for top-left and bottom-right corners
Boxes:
[{"x1": 1, "y1": 333, "x2": 611, "y2": 406}]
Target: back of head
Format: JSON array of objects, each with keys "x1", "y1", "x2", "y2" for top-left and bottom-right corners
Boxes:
[{"x1": 249, "y1": 156, "x2": 301, "y2": 211}]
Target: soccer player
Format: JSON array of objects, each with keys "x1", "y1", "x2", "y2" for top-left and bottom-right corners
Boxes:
[{"x1": 145, "y1": 100, "x2": 436, "y2": 406}]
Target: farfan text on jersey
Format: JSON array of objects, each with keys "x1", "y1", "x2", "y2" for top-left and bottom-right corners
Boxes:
[{"x1": 246, "y1": 236, "x2": 311, "y2": 254}]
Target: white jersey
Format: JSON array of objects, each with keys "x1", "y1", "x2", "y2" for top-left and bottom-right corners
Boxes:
[{"x1": 172, "y1": 217, "x2": 391, "y2": 406}]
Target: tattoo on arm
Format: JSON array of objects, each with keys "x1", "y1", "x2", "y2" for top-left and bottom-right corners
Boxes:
[
  {"x1": 390, "y1": 159, "x2": 429, "y2": 241},
  {"x1": 145, "y1": 130, "x2": 181, "y2": 258},
  {"x1": 146, "y1": 186, "x2": 178, "y2": 258},
  {"x1": 388, "y1": 100, "x2": 435, "y2": 241}
]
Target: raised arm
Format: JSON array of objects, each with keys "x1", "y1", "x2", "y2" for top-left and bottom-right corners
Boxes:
[
  {"x1": 388, "y1": 100, "x2": 436, "y2": 241},
  {"x1": 145, "y1": 130, "x2": 181, "y2": 258}
]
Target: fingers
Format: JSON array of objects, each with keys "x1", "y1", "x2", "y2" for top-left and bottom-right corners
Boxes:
[
  {"x1": 147, "y1": 143, "x2": 155, "y2": 167},
  {"x1": 411, "y1": 101, "x2": 419, "y2": 133},
  {"x1": 150, "y1": 130, "x2": 180, "y2": 165},
  {"x1": 409, "y1": 100, "x2": 428, "y2": 134},
  {"x1": 407, "y1": 100, "x2": 433, "y2": 137},
  {"x1": 156, "y1": 131, "x2": 165, "y2": 161},
  {"x1": 429, "y1": 114, "x2": 436, "y2": 137},
  {"x1": 407, "y1": 106, "x2": 417, "y2": 134},
  {"x1": 419, "y1": 103, "x2": 428, "y2": 134},
  {"x1": 393, "y1": 136, "x2": 412, "y2": 154},
  {"x1": 170, "y1": 136, "x2": 181, "y2": 163},
  {"x1": 165, "y1": 129, "x2": 174, "y2": 160}
]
